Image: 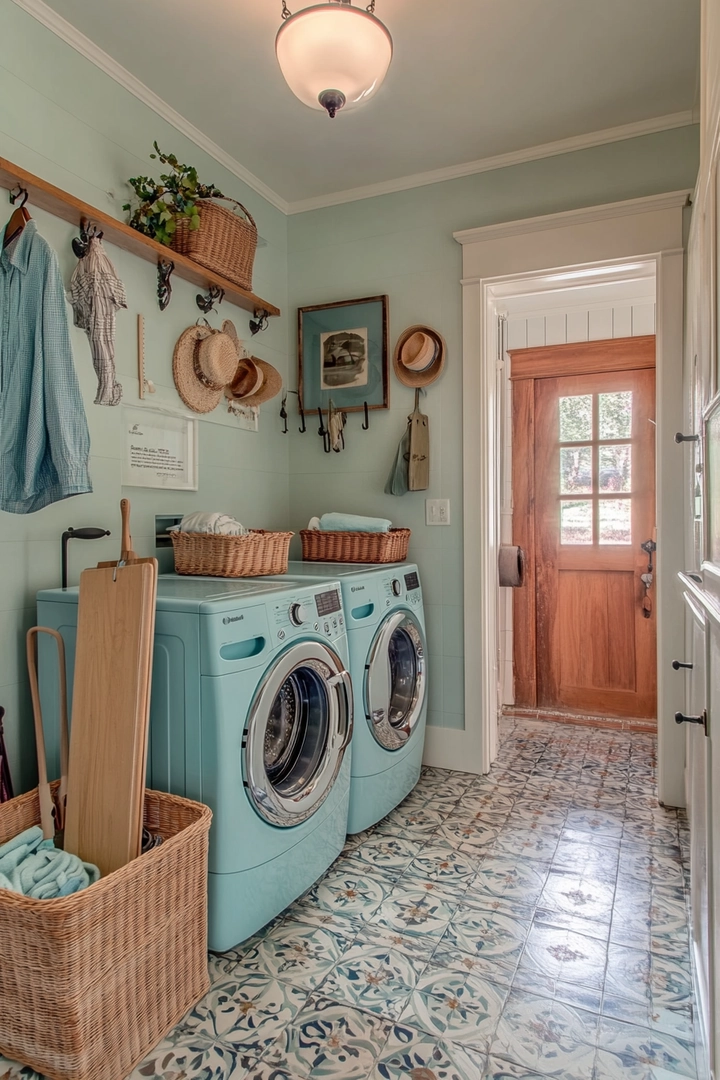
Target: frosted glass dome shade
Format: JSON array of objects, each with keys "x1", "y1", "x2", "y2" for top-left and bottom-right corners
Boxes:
[{"x1": 276, "y1": 3, "x2": 393, "y2": 118}]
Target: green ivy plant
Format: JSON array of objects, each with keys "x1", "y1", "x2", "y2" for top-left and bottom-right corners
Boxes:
[{"x1": 123, "y1": 142, "x2": 225, "y2": 246}]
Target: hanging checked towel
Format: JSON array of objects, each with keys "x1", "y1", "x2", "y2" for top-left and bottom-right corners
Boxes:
[{"x1": 69, "y1": 235, "x2": 126, "y2": 406}]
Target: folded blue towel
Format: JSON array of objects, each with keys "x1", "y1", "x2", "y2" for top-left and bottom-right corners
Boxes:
[
  {"x1": 319, "y1": 513, "x2": 392, "y2": 533},
  {"x1": 0, "y1": 826, "x2": 100, "y2": 899}
]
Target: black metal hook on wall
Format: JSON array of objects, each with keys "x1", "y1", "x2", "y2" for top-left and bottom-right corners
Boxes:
[
  {"x1": 362, "y1": 401, "x2": 370, "y2": 429},
  {"x1": 157, "y1": 259, "x2": 175, "y2": 311},
  {"x1": 72, "y1": 219, "x2": 104, "y2": 259},
  {"x1": 249, "y1": 308, "x2": 270, "y2": 336},
  {"x1": 9, "y1": 186, "x2": 29, "y2": 208},
  {"x1": 196, "y1": 283, "x2": 225, "y2": 314},
  {"x1": 317, "y1": 407, "x2": 331, "y2": 453},
  {"x1": 279, "y1": 390, "x2": 306, "y2": 433}
]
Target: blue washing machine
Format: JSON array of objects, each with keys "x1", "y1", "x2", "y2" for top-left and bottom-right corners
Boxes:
[
  {"x1": 260, "y1": 562, "x2": 427, "y2": 834},
  {"x1": 36, "y1": 575, "x2": 353, "y2": 951}
]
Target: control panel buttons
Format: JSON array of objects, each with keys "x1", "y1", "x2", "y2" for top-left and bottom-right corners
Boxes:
[
  {"x1": 277, "y1": 629, "x2": 286, "y2": 641},
  {"x1": 392, "y1": 578, "x2": 402, "y2": 596},
  {"x1": 324, "y1": 621, "x2": 330, "y2": 633},
  {"x1": 289, "y1": 602, "x2": 313, "y2": 626}
]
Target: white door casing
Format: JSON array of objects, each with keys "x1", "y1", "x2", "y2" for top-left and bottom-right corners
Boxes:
[{"x1": 454, "y1": 191, "x2": 690, "y2": 803}]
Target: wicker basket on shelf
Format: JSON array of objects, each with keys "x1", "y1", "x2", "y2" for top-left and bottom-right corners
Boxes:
[
  {"x1": 0, "y1": 784, "x2": 211, "y2": 1080},
  {"x1": 171, "y1": 529, "x2": 293, "y2": 577},
  {"x1": 300, "y1": 528, "x2": 411, "y2": 564},
  {"x1": 171, "y1": 197, "x2": 257, "y2": 291}
]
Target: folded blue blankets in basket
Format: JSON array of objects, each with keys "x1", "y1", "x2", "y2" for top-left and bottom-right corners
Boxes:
[
  {"x1": 319, "y1": 513, "x2": 392, "y2": 533},
  {"x1": 0, "y1": 826, "x2": 100, "y2": 899}
]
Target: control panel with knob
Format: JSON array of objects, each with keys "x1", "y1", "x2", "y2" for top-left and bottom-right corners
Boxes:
[
  {"x1": 289, "y1": 602, "x2": 313, "y2": 626},
  {"x1": 391, "y1": 579, "x2": 402, "y2": 597}
]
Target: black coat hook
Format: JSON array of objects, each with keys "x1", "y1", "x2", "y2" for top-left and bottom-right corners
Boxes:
[
  {"x1": 249, "y1": 308, "x2": 270, "y2": 335},
  {"x1": 196, "y1": 283, "x2": 225, "y2": 314},
  {"x1": 280, "y1": 393, "x2": 289, "y2": 434},
  {"x1": 362, "y1": 401, "x2": 370, "y2": 429},
  {"x1": 317, "y1": 407, "x2": 331, "y2": 453},
  {"x1": 9, "y1": 186, "x2": 29, "y2": 208}
]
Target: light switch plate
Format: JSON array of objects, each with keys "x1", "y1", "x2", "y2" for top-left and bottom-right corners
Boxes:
[{"x1": 426, "y1": 498, "x2": 450, "y2": 525}]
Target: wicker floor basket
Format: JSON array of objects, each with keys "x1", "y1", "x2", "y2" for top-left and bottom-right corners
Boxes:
[
  {"x1": 0, "y1": 784, "x2": 211, "y2": 1080},
  {"x1": 171, "y1": 197, "x2": 257, "y2": 292},
  {"x1": 300, "y1": 528, "x2": 411, "y2": 564},
  {"x1": 171, "y1": 529, "x2": 293, "y2": 577}
]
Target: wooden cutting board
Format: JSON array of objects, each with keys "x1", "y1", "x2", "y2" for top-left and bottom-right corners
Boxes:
[
  {"x1": 408, "y1": 408, "x2": 430, "y2": 491},
  {"x1": 63, "y1": 559, "x2": 157, "y2": 875}
]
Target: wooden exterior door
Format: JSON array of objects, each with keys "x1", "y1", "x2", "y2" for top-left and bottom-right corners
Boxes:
[{"x1": 511, "y1": 337, "x2": 657, "y2": 719}]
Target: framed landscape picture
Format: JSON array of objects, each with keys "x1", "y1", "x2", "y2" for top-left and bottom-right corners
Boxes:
[{"x1": 298, "y1": 295, "x2": 389, "y2": 413}]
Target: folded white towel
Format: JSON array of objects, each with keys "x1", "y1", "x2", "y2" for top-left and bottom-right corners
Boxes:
[
  {"x1": 307, "y1": 516, "x2": 321, "y2": 530},
  {"x1": 170, "y1": 512, "x2": 248, "y2": 536}
]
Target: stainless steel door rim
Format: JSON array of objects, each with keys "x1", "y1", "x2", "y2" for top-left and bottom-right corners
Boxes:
[
  {"x1": 245, "y1": 640, "x2": 353, "y2": 826},
  {"x1": 364, "y1": 610, "x2": 426, "y2": 750}
]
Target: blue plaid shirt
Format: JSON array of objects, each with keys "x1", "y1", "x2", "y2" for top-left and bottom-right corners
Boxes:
[{"x1": 0, "y1": 220, "x2": 91, "y2": 513}]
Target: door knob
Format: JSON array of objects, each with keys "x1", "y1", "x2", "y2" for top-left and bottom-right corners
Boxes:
[
  {"x1": 672, "y1": 660, "x2": 693, "y2": 670},
  {"x1": 675, "y1": 432, "x2": 700, "y2": 443},
  {"x1": 675, "y1": 710, "x2": 707, "y2": 734}
]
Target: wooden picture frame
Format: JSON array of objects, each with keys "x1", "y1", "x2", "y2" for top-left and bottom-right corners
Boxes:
[{"x1": 298, "y1": 295, "x2": 389, "y2": 414}]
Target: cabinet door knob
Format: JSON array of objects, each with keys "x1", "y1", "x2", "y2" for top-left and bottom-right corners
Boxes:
[
  {"x1": 672, "y1": 660, "x2": 694, "y2": 670},
  {"x1": 675, "y1": 710, "x2": 707, "y2": 734},
  {"x1": 675, "y1": 432, "x2": 700, "y2": 443}
]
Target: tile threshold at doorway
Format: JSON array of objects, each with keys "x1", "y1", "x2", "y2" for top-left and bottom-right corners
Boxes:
[
  {"x1": 0, "y1": 715, "x2": 696, "y2": 1079},
  {"x1": 503, "y1": 704, "x2": 657, "y2": 734}
]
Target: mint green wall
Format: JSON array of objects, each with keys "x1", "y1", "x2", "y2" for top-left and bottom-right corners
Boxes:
[
  {"x1": 0, "y1": 0, "x2": 290, "y2": 791},
  {"x1": 0, "y1": 0, "x2": 701, "y2": 787},
  {"x1": 286, "y1": 125, "x2": 700, "y2": 734}
]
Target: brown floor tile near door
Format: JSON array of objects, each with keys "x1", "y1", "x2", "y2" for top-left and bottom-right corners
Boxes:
[{"x1": 503, "y1": 705, "x2": 657, "y2": 735}]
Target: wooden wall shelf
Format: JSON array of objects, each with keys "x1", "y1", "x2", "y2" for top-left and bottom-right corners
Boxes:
[{"x1": 0, "y1": 157, "x2": 280, "y2": 319}]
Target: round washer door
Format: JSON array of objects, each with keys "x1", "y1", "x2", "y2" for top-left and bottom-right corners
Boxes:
[
  {"x1": 244, "y1": 640, "x2": 353, "y2": 827},
  {"x1": 364, "y1": 610, "x2": 426, "y2": 750}
]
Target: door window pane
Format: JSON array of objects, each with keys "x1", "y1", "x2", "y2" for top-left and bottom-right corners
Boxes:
[
  {"x1": 599, "y1": 499, "x2": 631, "y2": 544},
  {"x1": 560, "y1": 446, "x2": 592, "y2": 493},
  {"x1": 599, "y1": 445, "x2": 631, "y2": 492},
  {"x1": 559, "y1": 395, "x2": 593, "y2": 442},
  {"x1": 599, "y1": 391, "x2": 632, "y2": 439},
  {"x1": 561, "y1": 501, "x2": 593, "y2": 544}
]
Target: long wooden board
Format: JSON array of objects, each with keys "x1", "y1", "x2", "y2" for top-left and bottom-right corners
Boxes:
[{"x1": 64, "y1": 560, "x2": 157, "y2": 875}]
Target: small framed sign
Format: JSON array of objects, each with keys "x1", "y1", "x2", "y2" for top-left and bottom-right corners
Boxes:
[
  {"x1": 122, "y1": 406, "x2": 198, "y2": 490},
  {"x1": 298, "y1": 295, "x2": 389, "y2": 414}
]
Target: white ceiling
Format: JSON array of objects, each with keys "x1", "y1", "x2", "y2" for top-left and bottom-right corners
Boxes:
[{"x1": 37, "y1": 0, "x2": 700, "y2": 206}]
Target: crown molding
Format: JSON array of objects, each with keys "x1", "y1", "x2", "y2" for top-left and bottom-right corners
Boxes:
[
  {"x1": 10, "y1": 0, "x2": 290, "y2": 215},
  {"x1": 10, "y1": 0, "x2": 698, "y2": 219},
  {"x1": 453, "y1": 189, "x2": 693, "y2": 246},
  {"x1": 287, "y1": 112, "x2": 696, "y2": 215}
]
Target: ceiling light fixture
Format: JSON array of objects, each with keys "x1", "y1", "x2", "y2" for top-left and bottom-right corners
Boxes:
[{"x1": 276, "y1": 0, "x2": 393, "y2": 119}]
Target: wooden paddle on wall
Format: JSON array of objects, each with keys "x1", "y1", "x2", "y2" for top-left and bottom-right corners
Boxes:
[
  {"x1": 408, "y1": 389, "x2": 430, "y2": 491},
  {"x1": 64, "y1": 500, "x2": 158, "y2": 875}
]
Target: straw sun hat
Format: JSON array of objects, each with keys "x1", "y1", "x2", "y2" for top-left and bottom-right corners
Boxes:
[
  {"x1": 393, "y1": 325, "x2": 446, "y2": 388},
  {"x1": 223, "y1": 322, "x2": 283, "y2": 407},
  {"x1": 172, "y1": 319, "x2": 281, "y2": 413}
]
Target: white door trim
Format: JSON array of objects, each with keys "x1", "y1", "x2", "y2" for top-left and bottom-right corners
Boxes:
[{"x1": 456, "y1": 199, "x2": 688, "y2": 803}]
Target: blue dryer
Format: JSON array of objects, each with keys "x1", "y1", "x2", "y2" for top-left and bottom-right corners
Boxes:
[
  {"x1": 260, "y1": 562, "x2": 427, "y2": 834},
  {"x1": 36, "y1": 575, "x2": 353, "y2": 951}
]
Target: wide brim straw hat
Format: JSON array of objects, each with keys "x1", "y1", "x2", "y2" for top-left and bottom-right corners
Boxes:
[
  {"x1": 173, "y1": 322, "x2": 239, "y2": 413},
  {"x1": 393, "y1": 325, "x2": 446, "y2": 388},
  {"x1": 222, "y1": 319, "x2": 283, "y2": 407}
]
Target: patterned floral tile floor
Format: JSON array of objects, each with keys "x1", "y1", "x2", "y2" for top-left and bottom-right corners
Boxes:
[{"x1": 1, "y1": 717, "x2": 699, "y2": 1079}]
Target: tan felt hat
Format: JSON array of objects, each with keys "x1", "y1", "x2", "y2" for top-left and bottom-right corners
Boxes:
[
  {"x1": 226, "y1": 357, "x2": 282, "y2": 406},
  {"x1": 221, "y1": 318, "x2": 283, "y2": 407},
  {"x1": 173, "y1": 323, "x2": 239, "y2": 413},
  {"x1": 393, "y1": 325, "x2": 446, "y2": 388}
]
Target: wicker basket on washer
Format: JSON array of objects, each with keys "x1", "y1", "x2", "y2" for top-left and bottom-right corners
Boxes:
[
  {"x1": 171, "y1": 529, "x2": 293, "y2": 577},
  {"x1": 171, "y1": 197, "x2": 258, "y2": 291},
  {"x1": 300, "y1": 528, "x2": 411, "y2": 564},
  {"x1": 0, "y1": 784, "x2": 211, "y2": 1080}
]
